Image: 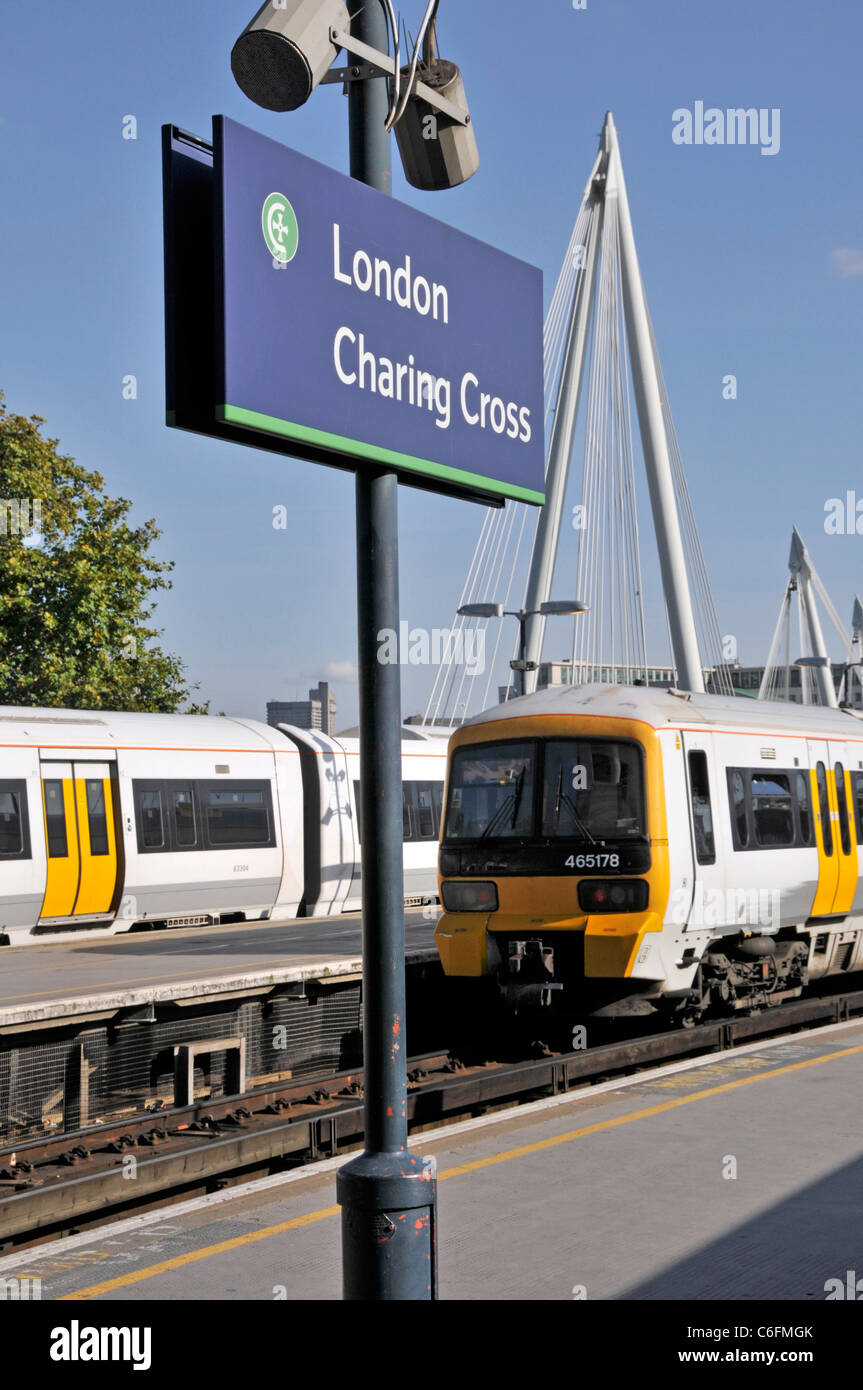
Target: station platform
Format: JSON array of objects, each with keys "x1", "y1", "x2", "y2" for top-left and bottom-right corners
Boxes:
[
  {"x1": 6, "y1": 1016, "x2": 863, "y2": 1302},
  {"x1": 0, "y1": 910, "x2": 437, "y2": 1028}
]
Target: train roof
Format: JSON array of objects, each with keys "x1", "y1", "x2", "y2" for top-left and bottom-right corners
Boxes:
[
  {"x1": 459, "y1": 684, "x2": 863, "y2": 740},
  {"x1": 0, "y1": 706, "x2": 289, "y2": 752}
]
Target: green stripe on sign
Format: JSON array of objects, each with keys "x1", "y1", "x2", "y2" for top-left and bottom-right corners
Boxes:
[{"x1": 217, "y1": 404, "x2": 546, "y2": 506}]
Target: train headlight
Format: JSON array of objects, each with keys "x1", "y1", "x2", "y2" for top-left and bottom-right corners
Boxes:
[
  {"x1": 577, "y1": 879, "x2": 648, "y2": 913},
  {"x1": 441, "y1": 881, "x2": 498, "y2": 913}
]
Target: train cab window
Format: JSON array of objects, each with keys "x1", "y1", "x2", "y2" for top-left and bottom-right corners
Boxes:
[
  {"x1": 172, "y1": 787, "x2": 197, "y2": 847},
  {"x1": 751, "y1": 773, "x2": 794, "y2": 847},
  {"x1": 794, "y1": 772, "x2": 812, "y2": 845},
  {"x1": 44, "y1": 780, "x2": 69, "y2": 857},
  {"x1": 138, "y1": 789, "x2": 165, "y2": 850},
  {"x1": 85, "y1": 780, "x2": 109, "y2": 855},
  {"x1": 687, "y1": 751, "x2": 715, "y2": 864},
  {"x1": 835, "y1": 764, "x2": 852, "y2": 855},
  {"x1": 0, "y1": 782, "x2": 29, "y2": 859},
  {"x1": 205, "y1": 787, "x2": 271, "y2": 847},
  {"x1": 541, "y1": 740, "x2": 645, "y2": 840},
  {"x1": 816, "y1": 762, "x2": 833, "y2": 855},
  {"x1": 728, "y1": 770, "x2": 748, "y2": 848},
  {"x1": 445, "y1": 742, "x2": 535, "y2": 840}
]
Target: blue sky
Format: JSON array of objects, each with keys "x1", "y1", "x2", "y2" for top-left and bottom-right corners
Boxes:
[{"x1": 1, "y1": 0, "x2": 861, "y2": 724}]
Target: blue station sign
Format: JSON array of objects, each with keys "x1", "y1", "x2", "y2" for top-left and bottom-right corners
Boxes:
[{"x1": 164, "y1": 117, "x2": 544, "y2": 507}]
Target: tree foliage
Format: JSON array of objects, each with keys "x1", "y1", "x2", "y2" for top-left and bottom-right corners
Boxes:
[{"x1": 0, "y1": 395, "x2": 206, "y2": 711}]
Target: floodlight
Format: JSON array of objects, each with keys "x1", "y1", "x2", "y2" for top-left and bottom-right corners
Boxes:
[
  {"x1": 458, "y1": 603, "x2": 504, "y2": 619},
  {"x1": 539, "y1": 600, "x2": 590, "y2": 616},
  {"x1": 231, "y1": 0, "x2": 350, "y2": 112},
  {"x1": 391, "y1": 8, "x2": 478, "y2": 191},
  {"x1": 394, "y1": 59, "x2": 479, "y2": 190}
]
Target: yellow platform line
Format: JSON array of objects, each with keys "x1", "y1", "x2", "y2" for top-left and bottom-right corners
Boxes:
[{"x1": 59, "y1": 1041, "x2": 863, "y2": 1300}]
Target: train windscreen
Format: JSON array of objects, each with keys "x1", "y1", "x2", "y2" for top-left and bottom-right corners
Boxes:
[{"x1": 444, "y1": 738, "x2": 646, "y2": 842}]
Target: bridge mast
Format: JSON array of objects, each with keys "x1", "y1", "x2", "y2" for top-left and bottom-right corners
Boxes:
[{"x1": 522, "y1": 111, "x2": 705, "y2": 695}]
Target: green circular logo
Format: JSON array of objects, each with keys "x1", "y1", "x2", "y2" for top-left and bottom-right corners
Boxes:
[{"x1": 262, "y1": 191, "x2": 299, "y2": 264}]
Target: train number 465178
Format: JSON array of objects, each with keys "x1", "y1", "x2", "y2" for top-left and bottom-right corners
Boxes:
[{"x1": 564, "y1": 853, "x2": 620, "y2": 869}]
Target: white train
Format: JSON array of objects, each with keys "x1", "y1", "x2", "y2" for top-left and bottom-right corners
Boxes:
[
  {"x1": 0, "y1": 707, "x2": 448, "y2": 946},
  {"x1": 434, "y1": 683, "x2": 863, "y2": 1021}
]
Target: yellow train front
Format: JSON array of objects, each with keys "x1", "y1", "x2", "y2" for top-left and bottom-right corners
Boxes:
[
  {"x1": 435, "y1": 694, "x2": 670, "y2": 1017},
  {"x1": 435, "y1": 682, "x2": 863, "y2": 1022}
]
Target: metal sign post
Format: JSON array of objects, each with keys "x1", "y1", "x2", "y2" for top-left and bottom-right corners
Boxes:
[
  {"x1": 162, "y1": 0, "x2": 545, "y2": 1299},
  {"x1": 336, "y1": 0, "x2": 438, "y2": 1301}
]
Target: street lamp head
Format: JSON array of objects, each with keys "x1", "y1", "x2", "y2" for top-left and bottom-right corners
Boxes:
[
  {"x1": 539, "y1": 599, "x2": 590, "y2": 616},
  {"x1": 231, "y1": 0, "x2": 349, "y2": 112},
  {"x1": 457, "y1": 602, "x2": 504, "y2": 619}
]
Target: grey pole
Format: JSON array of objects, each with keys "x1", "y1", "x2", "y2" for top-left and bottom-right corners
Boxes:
[{"x1": 337, "y1": 0, "x2": 438, "y2": 1299}]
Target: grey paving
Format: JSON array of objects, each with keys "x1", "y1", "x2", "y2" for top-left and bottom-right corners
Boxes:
[{"x1": 0, "y1": 910, "x2": 436, "y2": 1025}]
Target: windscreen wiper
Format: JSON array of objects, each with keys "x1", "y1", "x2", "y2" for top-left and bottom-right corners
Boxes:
[
  {"x1": 478, "y1": 767, "x2": 526, "y2": 839},
  {"x1": 559, "y1": 789, "x2": 596, "y2": 843}
]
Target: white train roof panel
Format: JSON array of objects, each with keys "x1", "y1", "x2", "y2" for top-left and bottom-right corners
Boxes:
[{"x1": 462, "y1": 685, "x2": 863, "y2": 741}]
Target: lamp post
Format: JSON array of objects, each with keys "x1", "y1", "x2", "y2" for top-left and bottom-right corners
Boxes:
[{"x1": 458, "y1": 599, "x2": 589, "y2": 697}]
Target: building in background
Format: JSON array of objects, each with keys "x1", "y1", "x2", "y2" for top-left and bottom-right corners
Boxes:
[
  {"x1": 267, "y1": 681, "x2": 336, "y2": 735},
  {"x1": 495, "y1": 660, "x2": 863, "y2": 709}
]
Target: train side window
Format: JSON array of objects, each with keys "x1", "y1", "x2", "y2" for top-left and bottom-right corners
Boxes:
[
  {"x1": 44, "y1": 780, "x2": 69, "y2": 858},
  {"x1": 687, "y1": 751, "x2": 715, "y2": 864},
  {"x1": 852, "y1": 771, "x2": 863, "y2": 843},
  {"x1": 0, "y1": 781, "x2": 30, "y2": 859},
  {"x1": 353, "y1": 780, "x2": 361, "y2": 843},
  {"x1": 794, "y1": 771, "x2": 812, "y2": 845},
  {"x1": 751, "y1": 772, "x2": 794, "y2": 847},
  {"x1": 137, "y1": 788, "x2": 165, "y2": 850},
  {"x1": 431, "y1": 782, "x2": 444, "y2": 835},
  {"x1": 815, "y1": 762, "x2": 833, "y2": 856},
  {"x1": 728, "y1": 769, "x2": 748, "y2": 848},
  {"x1": 85, "y1": 780, "x2": 109, "y2": 855},
  {"x1": 204, "y1": 785, "x2": 272, "y2": 847},
  {"x1": 416, "y1": 785, "x2": 435, "y2": 839},
  {"x1": 402, "y1": 783, "x2": 413, "y2": 842},
  {"x1": 172, "y1": 786, "x2": 197, "y2": 847},
  {"x1": 835, "y1": 764, "x2": 852, "y2": 855}
]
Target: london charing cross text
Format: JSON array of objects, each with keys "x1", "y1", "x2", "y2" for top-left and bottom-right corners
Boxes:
[{"x1": 331, "y1": 224, "x2": 533, "y2": 439}]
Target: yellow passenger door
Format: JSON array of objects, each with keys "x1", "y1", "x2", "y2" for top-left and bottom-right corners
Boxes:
[
  {"x1": 39, "y1": 761, "x2": 119, "y2": 921},
  {"x1": 807, "y1": 742, "x2": 841, "y2": 919}
]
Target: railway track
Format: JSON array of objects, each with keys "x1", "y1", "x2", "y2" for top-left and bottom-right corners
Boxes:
[{"x1": 3, "y1": 983, "x2": 863, "y2": 1252}]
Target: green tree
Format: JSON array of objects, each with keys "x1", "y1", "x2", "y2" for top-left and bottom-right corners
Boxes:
[{"x1": 0, "y1": 395, "x2": 207, "y2": 711}]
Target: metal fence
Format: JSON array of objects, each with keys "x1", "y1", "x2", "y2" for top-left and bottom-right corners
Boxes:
[{"x1": 0, "y1": 983, "x2": 363, "y2": 1146}]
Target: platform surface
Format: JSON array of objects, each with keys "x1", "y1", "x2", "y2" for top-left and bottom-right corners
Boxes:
[
  {"x1": 4, "y1": 1017, "x2": 863, "y2": 1302},
  {"x1": 0, "y1": 910, "x2": 437, "y2": 1026}
]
